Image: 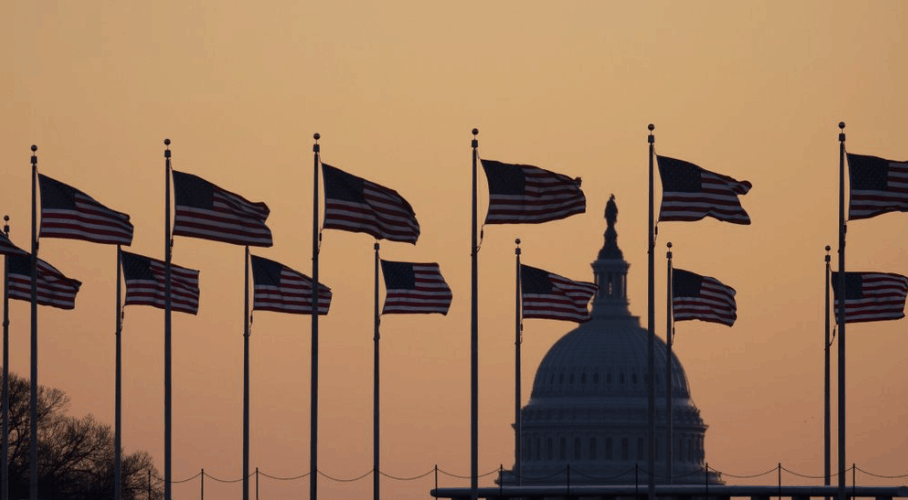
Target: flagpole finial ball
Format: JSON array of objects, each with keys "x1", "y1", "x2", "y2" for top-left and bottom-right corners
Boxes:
[
  {"x1": 164, "y1": 139, "x2": 171, "y2": 146},
  {"x1": 31, "y1": 145, "x2": 37, "y2": 152},
  {"x1": 3, "y1": 215, "x2": 8, "y2": 222},
  {"x1": 667, "y1": 242, "x2": 672, "y2": 249},
  {"x1": 826, "y1": 245, "x2": 831, "y2": 252},
  {"x1": 648, "y1": 124, "x2": 654, "y2": 131},
  {"x1": 838, "y1": 122, "x2": 845, "y2": 130},
  {"x1": 515, "y1": 238, "x2": 521, "y2": 245},
  {"x1": 472, "y1": 128, "x2": 479, "y2": 136},
  {"x1": 313, "y1": 133, "x2": 320, "y2": 141}
]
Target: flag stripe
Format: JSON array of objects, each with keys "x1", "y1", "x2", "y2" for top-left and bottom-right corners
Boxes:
[
  {"x1": 847, "y1": 153, "x2": 908, "y2": 221},
  {"x1": 38, "y1": 174, "x2": 134, "y2": 245},
  {"x1": 251, "y1": 255, "x2": 331, "y2": 315},
  {"x1": 172, "y1": 171, "x2": 273, "y2": 247},
  {"x1": 322, "y1": 164, "x2": 420, "y2": 244},
  {"x1": 832, "y1": 271, "x2": 908, "y2": 323},
  {"x1": 482, "y1": 160, "x2": 586, "y2": 225},
  {"x1": 381, "y1": 261, "x2": 452, "y2": 315},
  {"x1": 521, "y1": 264, "x2": 596, "y2": 322},
  {"x1": 7, "y1": 254, "x2": 82, "y2": 309},
  {"x1": 657, "y1": 156, "x2": 752, "y2": 225},
  {"x1": 121, "y1": 251, "x2": 200, "y2": 315},
  {"x1": 672, "y1": 269, "x2": 737, "y2": 327}
]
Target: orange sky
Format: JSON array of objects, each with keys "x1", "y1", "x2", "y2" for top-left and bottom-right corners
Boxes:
[{"x1": 3, "y1": 1, "x2": 908, "y2": 498}]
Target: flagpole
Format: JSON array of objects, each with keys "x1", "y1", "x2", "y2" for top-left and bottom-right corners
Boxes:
[
  {"x1": 665, "y1": 242, "x2": 673, "y2": 484},
  {"x1": 115, "y1": 245, "x2": 123, "y2": 500},
  {"x1": 836, "y1": 122, "x2": 846, "y2": 500},
  {"x1": 164, "y1": 138, "x2": 173, "y2": 500},
  {"x1": 514, "y1": 238, "x2": 522, "y2": 486},
  {"x1": 470, "y1": 128, "x2": 479, "y2": 500},
  {"x1": 824, "y1": 245, "x2": 831, "y2": 493},
  {"x1": 373, "y1": 242, "x2": 380, "y2": 500},
  {"x1": 646, "y1": 124, "x2": 656, "y2": 500},
  {"x1": 243, "y1": 245, "x2": 251, "y2": 500},
  {"x1": 2, "y1": 215, "x2": 11, "y2": 500},
  {"x1": 311, "y1": 133, "x2": 321, "y2": 500},
  {"x1": 29, "y1": 144, "x2": 39, "y2": 500}
]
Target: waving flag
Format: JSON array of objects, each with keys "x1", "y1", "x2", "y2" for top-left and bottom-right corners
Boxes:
[
  {"x1": 7, "y1": 254, "x2": 81, "y2": 309},
  {"x1": 38, "y1": 174, "x2": 134, "y2": 245},
  {"x1": 251, "y1": 255, "x2": 331, "y2": 315},
  {"x1": 380, "y1": 260, "x2": 452, "y2": 315},
  {"x1": 172, "y1": 171, "x2": 273, "y2": 247},
  {"x1": 672, "y1": 268, "x2": 737, "y2": 326},
  {"x1": 481, "y1": 160, "x2": 586, "y2": 225},
  {"x1": 322, "y1": 164, "x2": 420, "y2": 244},
  {"x1": 0, "y1": 231, "x2": 25, "y2": 256},
  {"x1": 846, "y1": 153, "x2": 908, "y2": 221},
  {"x1": 832, "y1": 271, "x2": 908, "y2": 323},
  {"x1": 657, "y1": 155, "x2": 752, "y2": 225},
  {"x1": 120, "y1": 251, "x2": 200, "y2": 315},
  {"x1": 520, "y1": 264, "x2": 597, "y2": 322}
]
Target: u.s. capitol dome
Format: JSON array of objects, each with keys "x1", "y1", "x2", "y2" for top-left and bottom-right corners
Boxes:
[{"x1": 505, "y1": 195, "x2": 722, "y2": 485}]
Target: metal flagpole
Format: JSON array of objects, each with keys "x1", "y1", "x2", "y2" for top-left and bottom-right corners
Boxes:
[
  {"x1": 836, "y1": 122, "x2": 846, "y2": 500},
  {"x1": 646, "y1": 124, "x2": 656, "y2": 500},
  {"x1": 665, "y1": 242, "x2": 673, "y2": 484},
  {"x1": 115, "y1": 245, "x2": 123, "y2": 500},
  {"x1": 29, "y1": 144, "x2": 39, "y2": 500},
  {"x1": 164, "y1": 138, "x2": 173, "y2": 500},
  {"x1": 374, "y1": 242, "x2": 380, "y2": 500},
  {"x1": 243, "y1": 246, "x2": 251, "y2": 500},
  {"x1": 514, "y1": 238, "x2": 522, "y2": 486},
  {"x1": 311, "y1": 133, "x2": 321, "y2": 500},
  {"x1": 470, "y1": 128, "x2": 479, "y2": 500},
  {"x1": 2, "y1": 215, "x2": 11, "y2": 500},
  {"x1": 824, "y1": 245, "x2": 831, "y2": 494}
]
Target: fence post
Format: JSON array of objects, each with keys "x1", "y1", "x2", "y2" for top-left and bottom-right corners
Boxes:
[
  {"x1": 852, "y1": 463, "x2": 856, "y2": 499},
  {"x1": 499, "y1": 464, "x2": 504, "y2": 496},
  {"x1": 778, "y1": 463, "x2": 782, "y2": 500},
  {"x1": 256, "y1": 467, "x2": 259, "y2": 500},
  {"x1": 201, "y1": 468, "x2": 204, "y2": 500},
  {"x1": 566, "y1": 464, "x2": 571, "y2": 497}
]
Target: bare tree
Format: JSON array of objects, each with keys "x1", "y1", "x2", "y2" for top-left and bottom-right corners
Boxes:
[{"x1": 2, "y1": 371, "x2": 163, "y2": 500}]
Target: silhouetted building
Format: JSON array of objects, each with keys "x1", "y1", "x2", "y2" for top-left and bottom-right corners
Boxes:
[{"x1": 503, "y1": 195, "x2": 722, "y2": 485}]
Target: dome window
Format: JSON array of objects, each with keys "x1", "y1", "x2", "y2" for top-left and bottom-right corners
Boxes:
[
  {"x1": 559, "y1": 373, "x2": 564, "y2": 384},
  {"x1": 573, "y1": 437, "x2": 581, "y2": 460},
  {"x1": 559, "y1": 437, "x2": 567, "y2": 460},
  {"x1": 593, "y1": 372, "x2": 599, "y2": 384},
  {"x1": 547, "y1": 438, "x2": 553, "y2": 460},
  {"x1": 605, "y1": 437, "x2": 613, "y2": 460},
  {"x1": 632, "y1": 373, "x2": 638, "y2": 384},
  {"x1": 621, "y1": 438, "x2": 629, "y2": 460},
  {"x1": 589, "y1": 438, "x2": 597, "y2": 460},
  {"x1": 569, "y1": 373, "x2": 575, "y2": 384},
  {"x1": 581, "y1": 373, "x2": 587, "y2": 384}
]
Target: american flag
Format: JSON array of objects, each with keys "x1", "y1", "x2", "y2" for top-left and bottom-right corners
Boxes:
[
  {"x1": 832, "y1": 271, "x2": 908, "y2": 324},
  {"x1": 672, "y1": 268, "x2": 737, "y2": 326},
  {"x1": 380, "y1": 260, "x2": 452, "y2": 315},
  {"x1": 657, "y1": 155, "x2": 752, "y2": 225},
  {"x1": 322, "y1": 164, "x2": 420, "y2": 244},
  {"x1": 172, "y1": 171, "x2": 273, "y2": 247},
  {"x1": 520, "y1": 264, "x2": 597, "y2": 322},
  {"x1": 38, "y1": 174, "x2": 134, "y2": 245},
  {"x1": 0, "y1": 231, "x2": 26, "y2": 256},
  {"x1": 7, "y1": 253, "x2": 82, "y2": 310},
  {"x1": 481, "y1": 159, "x2": 586, "y2": 225},
  {"x1": 120, "y1": 251, "x2": 200, "y2": 315},
  {"x1": 251, "y1": 255, "x2": 331, "y2": 315},
  {"x1": 846, "y1": 153, "x2": 908, "y2": 221}
]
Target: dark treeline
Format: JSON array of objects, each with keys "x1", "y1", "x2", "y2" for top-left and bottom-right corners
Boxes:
[{"x1": 2, "y1": 371, "x2": 162, "y2": 500}]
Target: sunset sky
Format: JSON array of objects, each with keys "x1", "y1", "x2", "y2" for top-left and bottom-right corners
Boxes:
[{"x1": 3, "y1": 1, "x2": 908, "y2": 498}]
